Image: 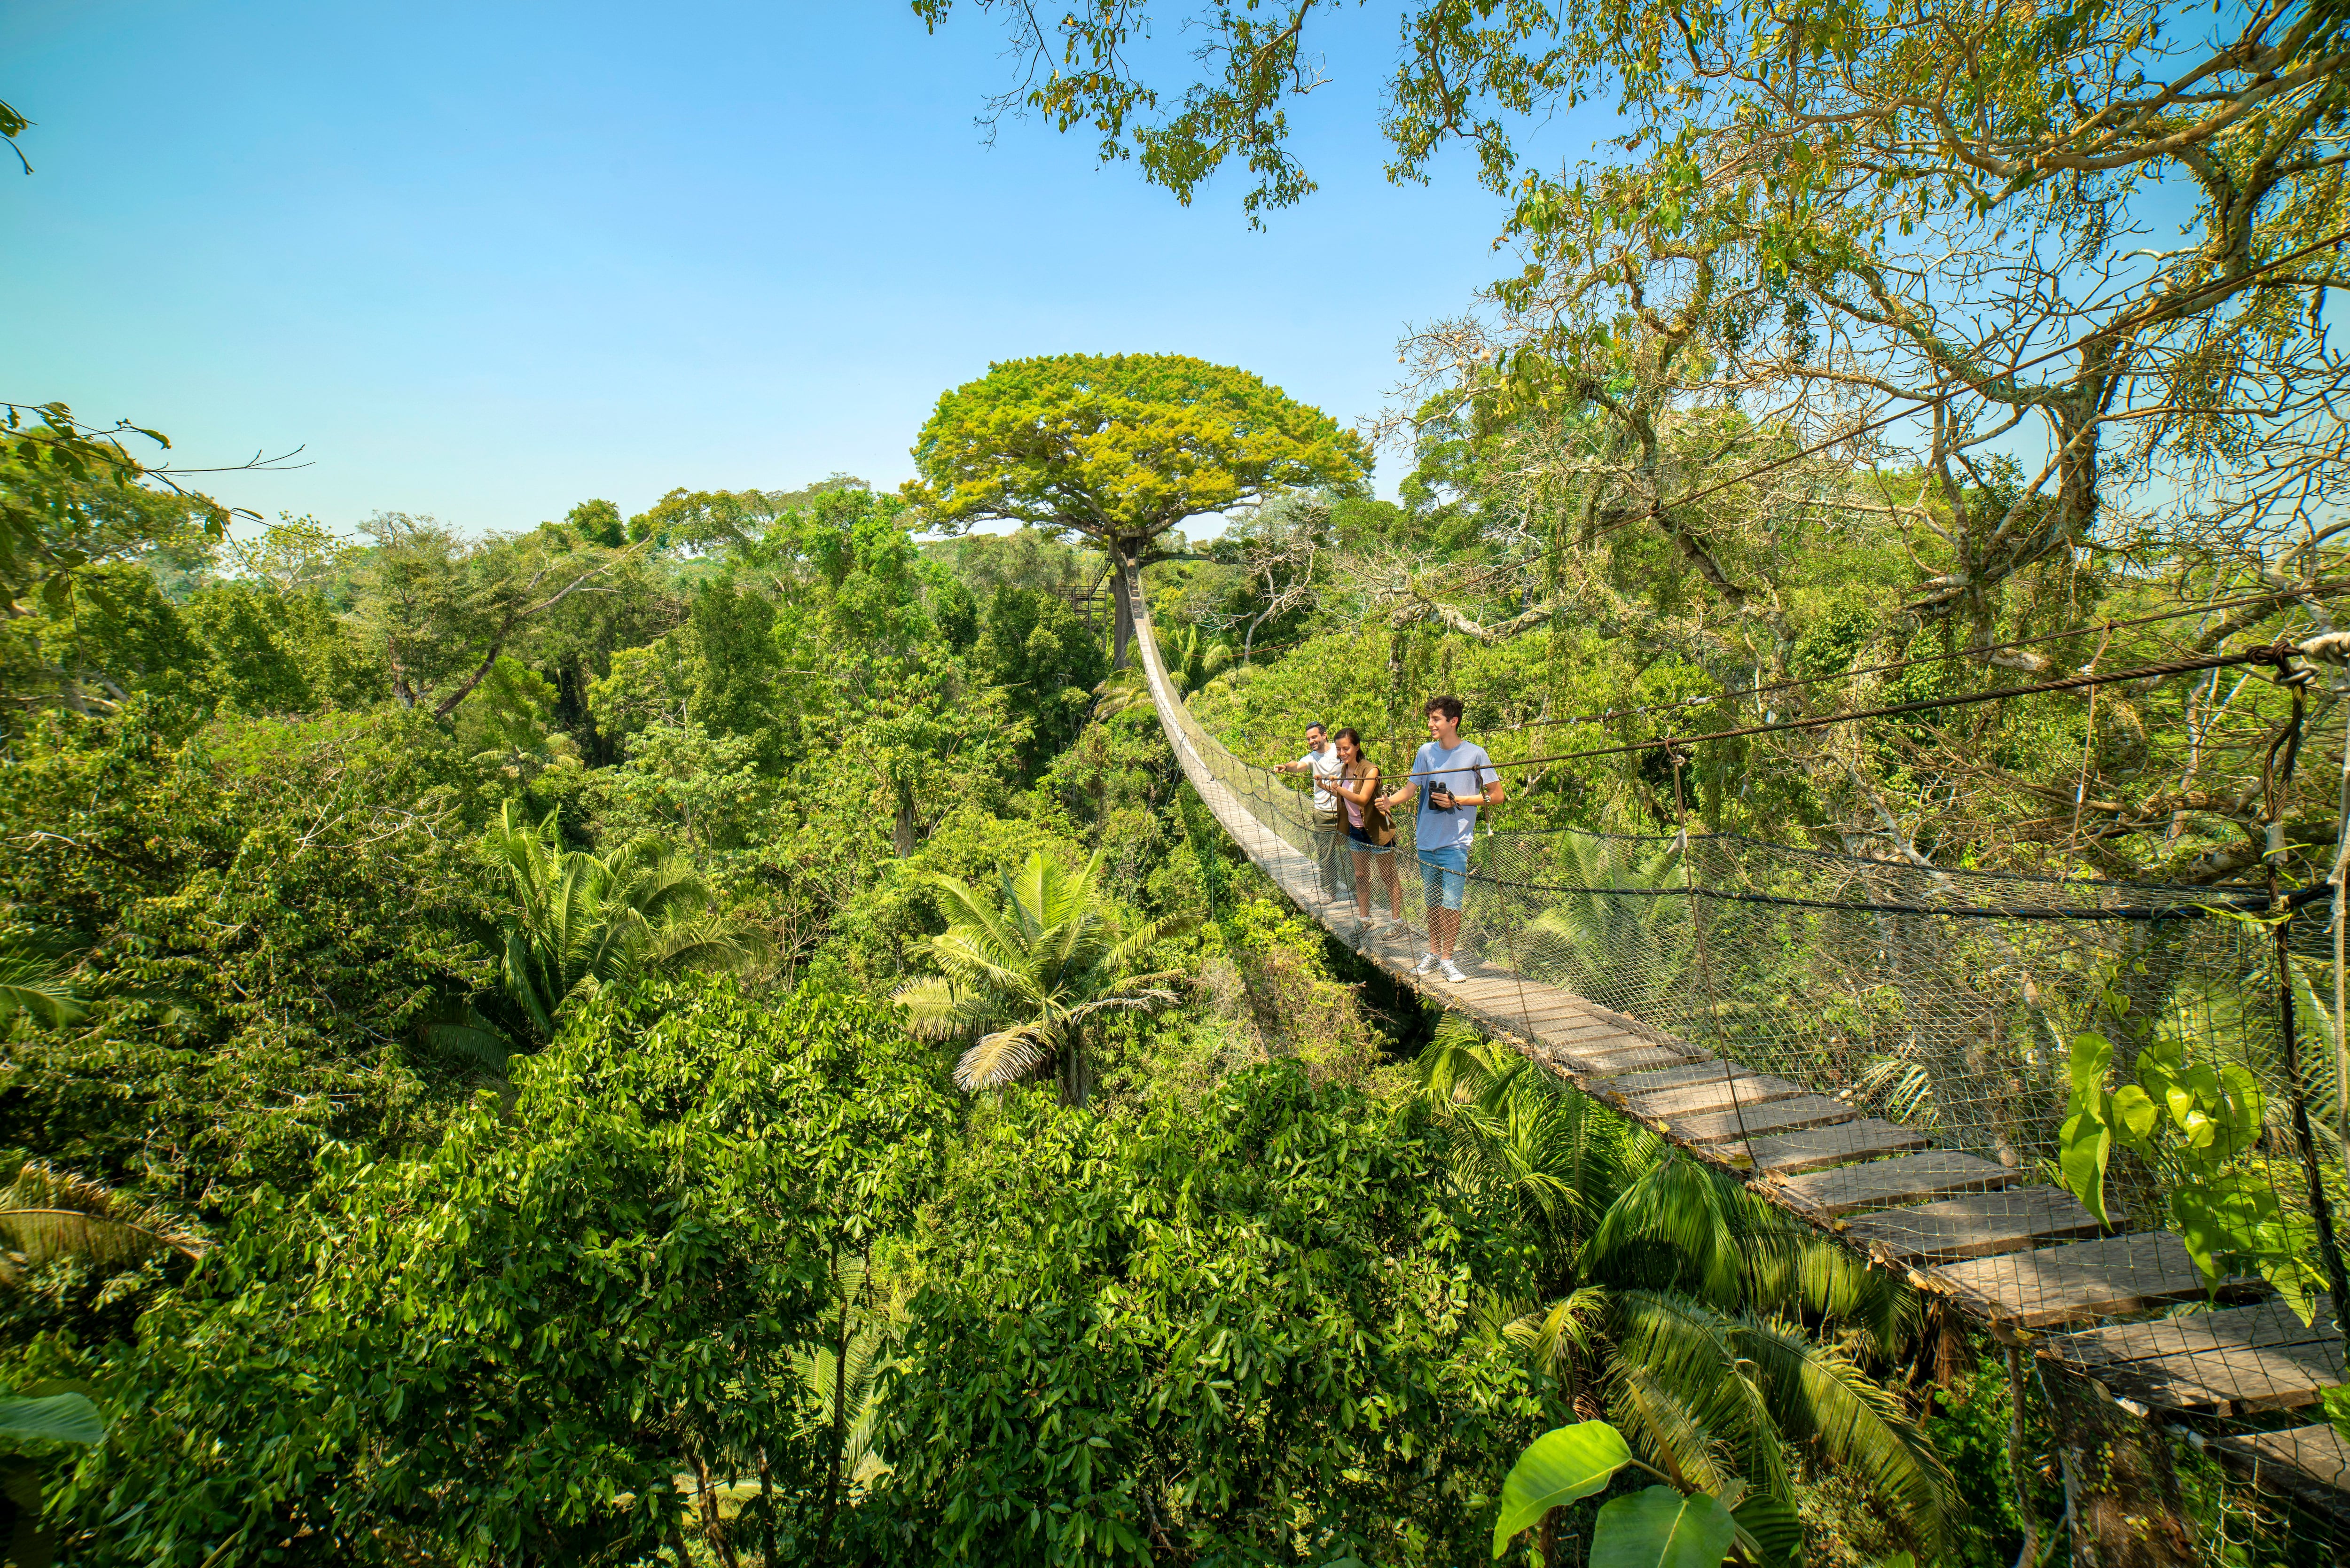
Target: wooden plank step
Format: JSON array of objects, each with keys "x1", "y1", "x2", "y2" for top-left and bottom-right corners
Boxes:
[
  {"x1": 1600, "y1": 1062, "x2": 1766, "y2": 1094},
  {"x1": 2098, "y1": 1335, "x2": 2346, "y2": 1414},
  {"x1": 1540, "y1": 1032, "x2": 1658, "y2": 1060},
  {"x1": 1568, "y1": 1045, "x2": 1705, "y2": 1075},
  {"x1": 1840, "y1": 1186, "x2": 2101, "y2": 1264},
  {"x1": 1621, "y1": 1073, "x2": 1808, "y2": 1120},
  {"x1": 1577, "y1": 1005, "x2": 1691, "y2": 1051},
  {"x1": 1933, "y1": 1231, "x2": 2209, "y2": 1329},
  {"x1": 1673, "y1": 1094, "x2": 1861, "y2": 1144},
  {"x1": 1533, "y1": 1016, "x2": 1630, "y2": 1042},
  {"x1": 2047, "y1": 1297, "x2": 2338, "y2": 1369},
  {"x1": 1542, "y1": 1030, "x2": 1692, "y2": 1067},
  {"x1": 2212, "y1": 1424, "x2": 2350, "y2": 1500},
  {"x1": 1512, "y1": 1004, "x2": 1605, "y2": 1035},
  {"x1": 1768, "y1": 1150, "x2": 2021, "y2": 1216},
  {"x1": 1735, "y1": 1119, "x2": 1930, "y2": 1176}
]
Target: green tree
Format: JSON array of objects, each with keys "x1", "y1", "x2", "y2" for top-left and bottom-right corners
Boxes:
[
  {"x1": 431, "y1": 803, "x2": 769, "y2": 1065},
  {"x1": 40, "y1": 983, "x2": 952, "y2": 1568},
  {"x1": 0, "y1": 706, "x2": 500, "y2": 1201},
  {"x1": 684, "y1": 572, "x2": 787, "y2": 755},
  {"x1": 354, "y1": 512, "x2": 645, "y2": 718},
  {"x1": 219, "y1": 514, "x2": 360, "y2": 599},
  {"x1": 0, "y1": 563, "x2": 215, "y2": 719},
  {"x1": 893, "y1": 850, "x2": 1190, "y2": 1105},
  {"x1": 0, "y1": 401, "x2": 227, "y2": 626},
  {"x1": 905, "y1": 353, "x2": 1368, "y2": 663},
  {"x1": 980, "y1": 584, "x2": 1107, "y2": 765},
  {"x1": 180, "y1": 579, "x2": 385, "y2": 714},
  {"x1": 872, "y1": 1063, "x2": 1557, "y2": 1565}
]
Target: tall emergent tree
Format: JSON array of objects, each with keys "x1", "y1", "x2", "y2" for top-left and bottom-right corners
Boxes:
[{"x1": 904, "y1": 352, "x2": 1368, "y2": 663}]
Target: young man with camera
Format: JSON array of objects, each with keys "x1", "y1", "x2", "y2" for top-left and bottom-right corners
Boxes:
[{"x1": 1379, "y1": 695, "x2": 1504, "y2": 983}]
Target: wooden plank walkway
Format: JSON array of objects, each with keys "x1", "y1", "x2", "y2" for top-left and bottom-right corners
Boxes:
[{"x1": 1128, "y1": 582, "x2": 2350, "y2": 1511}]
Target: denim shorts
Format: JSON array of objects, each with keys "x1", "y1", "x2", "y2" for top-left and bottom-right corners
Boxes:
[
  {"x1": 1346, "y1": 823, "x2": 1391, "y2": 854},
  {"x1": 1418, "y1": 843, "x2": 1470, "y2": 910}
]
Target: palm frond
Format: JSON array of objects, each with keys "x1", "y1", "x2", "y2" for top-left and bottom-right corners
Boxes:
[
  {"x1": 1586, "y1": 1153, "x2": 1748, "y2": 1308},
  {"x1": 1001, "y1": 857, "x2": 1055, "y2": 944},
  {"x1": 1095, "y1": 913, "x2": 1198, "y2": 981},
  {"x1": 1733, "y1": 1313, "x2": 1955, "y2": 1552},
  {"x1": 1610, "y1": 1363, "x2": 1740, "y2": 1497},
  {"x1": 0, "y1": 1162, "x2": 208, "y2": 1272},
  {"x1": 954, "y1": 1022, "x2": 1053, "y2": 1092},
  {"x1": 893, "y1": 976, "x2": 987, "y2": 1042},
  {"x1": 0, "y1": 948, "x2": 83, "y2": 1028},
  {"x1": 420, "y1": 1006, "x2": 518, "y2": 1074},
  {"x1": 610, "y1": 849, "x2": 718, "y2": 928},
  {"x1": 1507, "y1": 1286, "x2": 1610, "y2": 1379},
  {"x1": 1416, "y1": 1014, "x2": 1508, "y2": 1105},
  {"x1": 929, "y1": 929, "x2": 1048, "y2": 1009},
  {"x1": 928, "y1": 874, "x2": 1038, "y2": 967},
  {"x1": 502, "y1": 926, "x2": 563, "y2": 1041},
  {"x1": 1057, "y1": 987, "x2": 1178, "y2": 1024},
  {"x1": 642, "y1": 911, "x2": 771, "y2": 973},
  {"x1": 1792, "y1": 1234, "x2": 1917, "y2": 1358},
  {"x1": 1613, "y1": 1288, "x2": 1789, "y2": 1501}
]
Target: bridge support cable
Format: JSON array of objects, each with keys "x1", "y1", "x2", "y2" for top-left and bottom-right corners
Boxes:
[{"x1": 1120, "y1": 564, "x2": 2350, "y2": 1529}]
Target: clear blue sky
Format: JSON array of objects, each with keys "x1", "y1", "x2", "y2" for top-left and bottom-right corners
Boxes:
[{"x1": 4, "y1": 1, "x2": 1608, "y2": 535}]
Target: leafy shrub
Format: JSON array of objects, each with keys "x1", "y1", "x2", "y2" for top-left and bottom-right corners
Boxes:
[
  {"x1": 33, "y1": 980, "x2": 953, "y2": 1567},
  {"x1": 870, "y1": 1062, "x2": 1557, "y2": 1565}
]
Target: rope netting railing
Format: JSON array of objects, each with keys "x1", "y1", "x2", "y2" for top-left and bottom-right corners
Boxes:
[{"x1": 1125, "y1": 569, "x2": 2350, "y2": 1534}]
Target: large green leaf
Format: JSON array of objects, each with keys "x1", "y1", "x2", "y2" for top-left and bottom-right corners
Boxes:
[
  {"x1": 0, "y1": 1392, "x2": 104, "y2": 1445},
  {"x1": 1590, "y1": 1485, "x2": 1739, "y2": 1568},
  {"x1": 1490, "y1": 1421, "x2": 1635, "y2": 1557},
  {"x1": 2109, "y1": 1084, "x2": 2159, "y2": 1153},
  {"x1": 2056, "y1": 1107, "x2": 2112, "y2": 1226},
  {"x1": 2066, "y1": 1030, "x2": 2113, "y2": 1102}
]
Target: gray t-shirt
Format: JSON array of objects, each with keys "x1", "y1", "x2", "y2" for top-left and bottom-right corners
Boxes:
[{"x1": 1412, "y1": 740, "x2": 1494, "y2": 851}]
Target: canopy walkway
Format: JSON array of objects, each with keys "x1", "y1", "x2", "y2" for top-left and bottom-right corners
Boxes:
[{"x1": 1120, "y1": 569, "x2": 2350, "y2": 1535}]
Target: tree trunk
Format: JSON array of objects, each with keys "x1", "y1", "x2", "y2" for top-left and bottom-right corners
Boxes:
[
  {"x1": 690, "y1": 1446, "x2": 742, "y2": 1568},
  {"x1": 755, "y1": 1443, "x2": 777, "y2": 1568},
  {"x1": 822, "y1": 1252, "x2": 852, "y2": 1560},
  {"x1": 2038, "y1": 1363, "x2": 2197, "y2": 1568},
  {"x1": 1112, "y1": 554, "x2": 1137, "y2": 671},
  {"x1": 892, "y1": 783, "x2": 918, "y2": 858}
]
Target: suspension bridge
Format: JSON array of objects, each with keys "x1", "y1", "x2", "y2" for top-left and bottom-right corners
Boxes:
[{"x1": 1120, "y1": 568, "x2": 2350, "y2": 1544}]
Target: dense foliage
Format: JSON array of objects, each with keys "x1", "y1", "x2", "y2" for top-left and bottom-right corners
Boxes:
[{"x1": 0, "y1": 420, "x2": 2019, "y2": 1563}]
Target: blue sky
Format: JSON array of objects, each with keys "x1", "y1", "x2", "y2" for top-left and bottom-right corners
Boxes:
[{"x1": 5, "y1": 1, "x2": 1609, "y2": 535}]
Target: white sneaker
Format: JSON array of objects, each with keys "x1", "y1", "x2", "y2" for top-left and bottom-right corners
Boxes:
[
  {"x1": 1437, "y1": 959, "x2": 1466, "y2": 983},
  {"x1": 1414, "y1": 952, "x2": 1439, "y2": 975}
]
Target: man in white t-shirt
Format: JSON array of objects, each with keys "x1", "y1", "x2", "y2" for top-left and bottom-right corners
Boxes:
[
  {"x1": 1274, "y1": 720, "x2": 1351, "y2": 904},
  {"x1": 1379, "y1": 694, "x2": 1504, "y2": 983}
]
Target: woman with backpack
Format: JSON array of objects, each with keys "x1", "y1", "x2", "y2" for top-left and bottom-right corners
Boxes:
[{"x1": 1328, "y1": 727, "x2": 1404, "y2": 931}]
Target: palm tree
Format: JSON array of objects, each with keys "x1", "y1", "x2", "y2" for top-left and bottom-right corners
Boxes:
[
  {"x1": 1090, "y1": 665, "x2": 1154, "y2": 722},
  {"x1": 429, "y1": 804, "x2": 770, "y2": 1067},
  {"x1": 894, "y1": 850, "x2": 1192, "y2": 1105},
  {"x1": 1418, "y1": 1021, "x2": 1956, "y2": 1555},
  {"x1": 1158, "y1": 623, "x2": 1233, "y2": 694}
]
